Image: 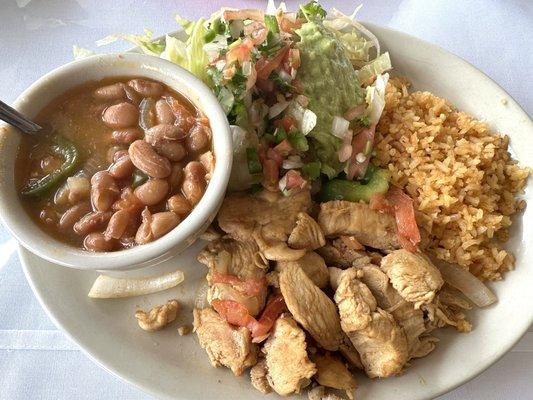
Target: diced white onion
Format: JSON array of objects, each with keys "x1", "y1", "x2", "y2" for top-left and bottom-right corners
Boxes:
[
  {"x1": 331, "y1": 116, "x2": 350, "y2": 139},
  {"x1": 269, "y1": 100, "x2": 289, "y2": 119},
  {"x1": 278, "y1": 174, "x2": 288, "y2": 192},
  {"x1": 88, "y1": 269, "x2": 185, "y2": 299},
  {"x1": 301, "y1": 109, "x2": 317, "y2": 135},
  {"x1": 355, "y1": 152, "x2": 366, "y2": 163},
  {"x1": 282, "y1": 155, "x2": 303, "y2": 169},
  {"x1": 214, "y1": 59, "x2": 226, "y2": 71}
]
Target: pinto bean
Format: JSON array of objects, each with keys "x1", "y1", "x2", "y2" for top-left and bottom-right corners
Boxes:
[
  {"x1": 128, "y1": 79, "x2": 164, "y2": 97},
  {"x1": 155, "y1": 99, "x2": 175, "y2": 124},
  {"x1": 73, "y1": 211, "x2": 113, "y2": 235},
  {"x1": 112, "y1": 187, "x2": 144, "y2": 213},
  {"x1": 185, "y1": 124, "x2": 211, "y2": 153},
  {"x1": 150, "y1": 212, "x2": 180, "y2": 239},
  {"x1": 111, "y1": 128, "x2": 143, "y2": 144},
  {"x1": 154, "y1": 141, "x2": 187, "y2": 162},
  {"x1": 102, "y1": 102, "x2": 139, "y2": 128},
  {"x1": 104, "y1": 209, "x2": 130, "y2": 239},
  {"x1": 106, "y1": 145, "x2": 127, "y2": 164},
  {"x1": 167, "y1": 194, "x2": 191, "y2": 216},
  {"x1": 167, "y1": 98, "x2": 195, "y2": 132},
  {"x1": 93, "y1": 83, "x2": 126, "y2": 101},
  {"x1": 90, "y1": 171, "x2": 120, "y2": 212},
  {"x1": 108, "y1": 153, "x2": 135, "y2": 179},
  {"x1": 134, "y1": 179, "x2": 169, "y2": 206},
  {"x1": 59, "y1": 202, "x2": 91, "y2": 231},
  {"x1": 199, "y1": 151, "x2": 215, "y2": 178},
  {"x1": 168, "y1": 163, "x2": 183, "y2": 194},
  {"x1": 181, "y1": 161, "x2": 206, "y2": 206},
  {"x1": 135, "y1": 208, "x2": 153, "y2": 244},
  {"x1": 145, "y1": 124, "x2": 187, "y2": 145},
  {"x1": 128, "y1": 140, "x2": 171, "y2": 178},
  {"x1": 84, "y1": 232, "x2": 117, "y2": 252}
]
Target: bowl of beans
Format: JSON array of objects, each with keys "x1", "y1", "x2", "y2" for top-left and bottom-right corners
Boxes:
[{"x1": 0, "y1": 53, "x2": 232, "y2": 270}]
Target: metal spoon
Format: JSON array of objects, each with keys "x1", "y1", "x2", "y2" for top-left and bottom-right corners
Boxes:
[{"x1": 0, "y1": 100, "x2": 41, "y2": 134}]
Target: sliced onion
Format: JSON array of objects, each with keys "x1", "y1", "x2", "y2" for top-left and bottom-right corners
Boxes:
[
  {"x1": 88, "y1": 269, "x2": 184, "y2": 299},
  {"x1": 139, "y1": 98, "x2": 155, "y2": 131},
  {"x1": 434, "y1": 260, "x2": 497, "y2": 307},
  {"x1": 331, "y1": 116, "x2": 350, "y2": 139}
]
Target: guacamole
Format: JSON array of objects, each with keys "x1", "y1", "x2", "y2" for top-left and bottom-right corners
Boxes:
[{"x1": 296, "y1": 21, "x2": 364, "y2": 177}]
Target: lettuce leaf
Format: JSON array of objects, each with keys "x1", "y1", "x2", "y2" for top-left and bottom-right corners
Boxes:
[{"x1": 357, "y1": 52, "x2": 392, "y2": 85}]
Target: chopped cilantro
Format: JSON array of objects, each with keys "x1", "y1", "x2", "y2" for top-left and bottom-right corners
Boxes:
[
  {"x1": 357, "y1": 115, "x2": 371, "y2": 127},
  {"x1": 270, "y1": 72, "x2": 295, "y2": 93},
  {"x1": 301, "y1": 161, "x2": 321, "y2": 180},
  {"x1": 297, "y1": 1, "x2": 327, "y2": 21},
  {"x1": 288, "y1": 130, "x2": 309, "y2": 152}
]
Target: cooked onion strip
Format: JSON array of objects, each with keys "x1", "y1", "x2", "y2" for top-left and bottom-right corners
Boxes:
[
  {"x1": 434, "y1": 260, "x2": 497, "y2": 307},
  {"x1": 88, "y1": 269, "x2": 184, "y2": 298}
]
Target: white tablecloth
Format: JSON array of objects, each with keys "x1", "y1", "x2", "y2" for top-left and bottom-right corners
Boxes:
[{"x1": 0, "y1": 1, "x2": 531, "y2": 399}]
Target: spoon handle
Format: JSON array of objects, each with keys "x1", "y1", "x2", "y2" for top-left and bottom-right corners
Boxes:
[{"x1": 0, "y1": 100, "x2": 42, "y2": 134}]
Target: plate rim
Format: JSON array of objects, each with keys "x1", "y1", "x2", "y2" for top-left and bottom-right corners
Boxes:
[{"x1": 18, "y1": 21, "x2": 533, "y2": 400}]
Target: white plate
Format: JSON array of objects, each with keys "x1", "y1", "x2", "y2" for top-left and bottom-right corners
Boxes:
[{"x1": 19, "y1": 23, "x2": 533, "y2": 400}]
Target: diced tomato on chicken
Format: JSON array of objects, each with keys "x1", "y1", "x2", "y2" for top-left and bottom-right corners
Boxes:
[
  {"x1": 212, "y1": 299, "x2": 256, "y2": 328},
  {"x1": 244, "y1": 21, "x2": 268, "y2": 46},
  {"x1": 249, "y1": 295, "x2": 286, "y2": 340},
  {"x1": 273, "y1": 139, "x2": 292, "y2": 157},
  {"x1": 212, "y1": 295, "x2": 286, "y2": 341},
  {"x1": 371, "y1": 186, "x2": 421, "y2": 252}
]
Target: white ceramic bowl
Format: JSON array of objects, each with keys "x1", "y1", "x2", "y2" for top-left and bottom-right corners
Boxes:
[{"x1": 0, "y1": 53, "x2": 232, "y2": 271}]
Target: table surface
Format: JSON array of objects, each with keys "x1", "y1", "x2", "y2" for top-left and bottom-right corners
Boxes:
[{"x1": 0, "y1": 1, "x2": 531, "y2": 399}]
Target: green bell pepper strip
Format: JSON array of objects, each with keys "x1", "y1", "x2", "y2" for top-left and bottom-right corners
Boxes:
[
  {"x1": 21, "y1": 136, "x2": 79, "y2": 197},
  {"x1": 320, "y1": 167, "x2": 390, "y2": 203}
]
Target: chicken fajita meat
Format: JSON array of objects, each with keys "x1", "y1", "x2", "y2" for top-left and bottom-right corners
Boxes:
[
  {"x1": 262, "y1": 316, "x2": 317, "y2": 396},
  {"x1": 318, "y1": 201, "x2": 401, "y2": 250},
  {"x1": 331, "y1": 268, "x2": 409, "y2": 378},
  {"x1": 193, "y1": 308, "x2": 258, "y2": 376}
]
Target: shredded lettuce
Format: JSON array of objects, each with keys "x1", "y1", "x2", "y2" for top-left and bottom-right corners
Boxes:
[
  {"x1": 365, "y1": 73, "x2": 390, "y2": 126},
  {"x1": 96, "y1": 29, "x2": 164, "y2": 56},
  {"x1": 357, "y1": 52, "x2": 392, "y2": 85},
  {"x1": 323, "y1": 7, "x2": 380, "y2": 68}
]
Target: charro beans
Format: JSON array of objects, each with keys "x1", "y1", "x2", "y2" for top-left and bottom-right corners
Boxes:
[
  {"x1": 182, "y1": 161, "x2": 206, "y2": 206},
  {"x1": 17, "y1": 77, "x2": 213, "y2": 251},
  {"x1": 155, "y1": 98, "x2": 175, "y2": 124},
  {"x1": 108, "y1": 153, "x2": 135, "y2": 179},
  {"x1": 145, "y1": 124, "x2": 187, "y2": 145},
  {"x1": 185, "y1": 124, "x2": 211, "y2": 153},
  {"x1": 104, "y1": 209, "x2": 130, "y2": 239},
  {"x1": 73, "y1": 211, "x2": 113, "y2": 236},
  {"x1": 90, "y1": 171, "x2": 120, "y2": 212},
  {"x1": 84, "y1": 232, "x2": 116, "y2": 252},
  {"x1": 128, "y1": 78, "x2": 164, "y2": 97},
  {"x1": 59, "y1": 202, "x2": 91, "y2": 231},
  {"x1": 93, "y1": 83, "x2": 126, "y2": 101},
  {"x1": 167, "y1": 194, "x2": 192, "y2": 216},
  {"x1": 154, "y1": 141, "x2": 187, "y2": 162},
  {"x1": 102, "y1": 102, "x2": 139, "y2": 128},
  {"x1": 111, "y1": 128, "x2": 143, "y2": 144},
  {"x1": 134, "y1": 179, "x2": 169, "y2": 206},
  {"x1": 128, "y1": 140, "x2": 172, "y2": 178}
]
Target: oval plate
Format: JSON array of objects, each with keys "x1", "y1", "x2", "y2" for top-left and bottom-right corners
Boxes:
[{"x1": 20, "y1": 23, "x2": 533, "y2": 400}]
